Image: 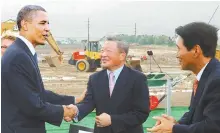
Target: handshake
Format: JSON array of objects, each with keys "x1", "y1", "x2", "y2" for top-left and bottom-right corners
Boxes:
[{"x1": 62, "y1": 104, "x2": 78, "y2": 122}]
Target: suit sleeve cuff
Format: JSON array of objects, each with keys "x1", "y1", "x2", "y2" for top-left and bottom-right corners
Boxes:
[
  {"x1": 111, "y1": 115, "x2": 125, "y2": 133},
  {"x1": 173, "y1": 124, "x2": 188, "y2": 133},
  {"x1": 73, "y1": 106, "x2": 79, "y2": 122}
]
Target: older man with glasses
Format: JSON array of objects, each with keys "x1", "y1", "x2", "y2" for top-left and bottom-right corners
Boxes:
[{"x1": 1, "y1": 35, "x2": 16, "y2": 57}]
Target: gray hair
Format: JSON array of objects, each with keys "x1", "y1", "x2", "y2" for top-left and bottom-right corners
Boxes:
[
  {"x1": 105, "y1": 36, "x2": 129, "y2": 55},
  {"x1": 17, "y1": 5, "x2": 46, "y2": 30}
]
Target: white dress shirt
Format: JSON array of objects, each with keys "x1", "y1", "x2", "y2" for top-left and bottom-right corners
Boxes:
[
  {"x1": 17, "y1": 35, "x2": 36, "y2": 56},
  {"x1": 196, "y1": 63, "x2": 208, "y2": 81}
]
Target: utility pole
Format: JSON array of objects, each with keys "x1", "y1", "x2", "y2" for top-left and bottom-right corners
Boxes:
[
  {"x1": 88, "y1": 18, "x2": 90, "y2": 46},
  {"x1": 135, "y1": 23, "x2": 137, "y2": 43},
  {"x1": 208, "y1": 5, "x2": 219, "y2": 24},
  {"x1": 134, "y1": 23, "x2": 137, "y2": 37}
]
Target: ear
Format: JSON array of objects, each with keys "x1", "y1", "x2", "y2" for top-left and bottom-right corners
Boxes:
[
  {"x1": 120, "y1": 52, "x2": 126, "y2": 61},
  {"x1": 21, "y1": 20, "x2": 28, "y2": 31},
  {"x1": 193, "y1": 44, "x2": 202, "y2": 57}
]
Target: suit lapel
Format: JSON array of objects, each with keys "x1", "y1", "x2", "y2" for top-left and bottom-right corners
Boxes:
[
  {"x1": 98, "y1": 69, "x2": 111, "y2": 99},
  {"x1": 16, "y1": 38, "x2": 39, "y2": 69},
  {"x1": 198, "y1": 58, "x2": 218, "y2": 100},
  {"x1": 110, "y1": 66, "x2": 129, "y2": 100},
  {"x1": 189, "y1": 59, "x2": 216, "y2": 121},
  {"x1": 16, "y1": 38, "x2": 43, "y2": 90}
]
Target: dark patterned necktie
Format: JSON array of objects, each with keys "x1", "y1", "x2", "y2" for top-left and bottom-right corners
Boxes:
[{"x1": 193, "y1": 79, "x2": 199, "y2": 96}]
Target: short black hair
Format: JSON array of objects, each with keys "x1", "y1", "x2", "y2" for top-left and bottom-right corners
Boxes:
[
  {"x1": 175, "y1": 22, "x2": 218, "y2": 58},
  {"x1": 17, "y1": 5, "x2": 46, "y2": 31}
]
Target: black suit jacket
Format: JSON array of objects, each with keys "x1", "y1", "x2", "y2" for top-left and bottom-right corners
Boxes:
[
  {"x1": 173, "y1": 58, "x2": 220, "y2": 133},
  {"x1": 1, "y1": 38, "x2": 75, "y2": 133},
  {"x1": 77, "y1": 66, "x2": 150, "y2": 133}
]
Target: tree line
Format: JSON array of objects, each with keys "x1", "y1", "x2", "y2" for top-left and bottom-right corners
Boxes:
[
  {"x1": 112, "y1": 34, "x2": 175, "y2": 46},
  {"x1": 56, "y1": 34, "x2": 176, "y2": 46}
]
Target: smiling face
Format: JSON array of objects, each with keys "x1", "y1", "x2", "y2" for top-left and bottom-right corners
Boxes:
[
  {"x1": 21, "y1": 10, "x2": 50, "y2": 46},
  {"x1": 176, "y1": 36, "x2": 196, "y2": 70},
  {"x1": 100, "y1": 41, "x2": 126, "y2": 70}
]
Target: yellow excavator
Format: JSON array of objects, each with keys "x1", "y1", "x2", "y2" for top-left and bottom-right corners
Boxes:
[
  {"x1": 1, "y1": 19, "x2": 63, "y2": 67},
  {"x1": 216, "y1": 49, "x2": 220, "y2": 60}
]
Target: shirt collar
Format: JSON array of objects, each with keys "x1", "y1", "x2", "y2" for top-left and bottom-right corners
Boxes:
[
  {"x1": 196, "y1": 63, "x2": 208, "y2": 81},
  {"x1": 107, "y1": 65, "x2": 124, "y2": 78},
  {"x1": 17, "y1": 35, "x2": 36, "y2": 56}
]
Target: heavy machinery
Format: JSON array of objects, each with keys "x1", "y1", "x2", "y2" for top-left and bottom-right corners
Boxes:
[
  {"x1": 44, "y1": 32, "x2": 64, "y2": 67},
  {"x1": 216, "y1": 49, "x2": 220, "y2": 61},
  {"x1": 1, "y1": 19, "x2": 18, "y2": 36},
  {"x1": 1, "y1": 19, "x2": 63, "y2": 67},
  {"x1": 68, "y1": 41, "x2": 101, "y2": 72}
]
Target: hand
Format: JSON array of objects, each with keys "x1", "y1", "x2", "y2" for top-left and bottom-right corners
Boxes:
[
  {"x1": 63, "y1": 104, "x2": 77, "y2": 122},
  {"x1": 95, "y1": 113, "x2": 111, "y2": 127},
  {"x1": 154, "y1": 114, "x2": 178, "y2": 127},
  {"x1": 147, "y1": 116, "x2": 175, "y2": 133},
  {"x1": 76, "y1": 89, "x2": 87, "y2": 104},
  {"x1": 161, "y1": 114, "x2": 178, "y2": 124}
]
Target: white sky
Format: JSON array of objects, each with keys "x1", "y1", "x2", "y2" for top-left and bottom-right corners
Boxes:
[{"x1": 1, "y1": 0, "x2": 220, "y2": 40}]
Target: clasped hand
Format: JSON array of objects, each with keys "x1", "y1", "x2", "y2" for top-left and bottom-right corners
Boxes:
[{"x1": 62, "y1": 104, "x2": 78, "y2": 122}]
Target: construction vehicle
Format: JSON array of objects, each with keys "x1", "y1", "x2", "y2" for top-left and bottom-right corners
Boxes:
[
  {"x1": 44, "y1": 32, "x2": 64, "y2": 67},
  {"x1": 216, "y1": 49, "x2": 220, "y2": 61},
  {"x1": 1, "y1": 19, "x2": 63, "y2": 67},
  {"x1": 68, "y1": 40, "x2": 101, "y2": 72},
  {"x1": 1, "y1": 19, "x2": 19, "y2": 36},
  {"x1": 126, "y1": 55, "x2": 143, "y2": 72}
]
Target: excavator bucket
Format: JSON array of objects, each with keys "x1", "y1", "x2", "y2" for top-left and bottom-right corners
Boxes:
[
  {"x1": 44, "y1": 55, "x2": 62, "y2": 67},
  {"x1": 126, "y1": 57, "x2": 142, "y2": 72}
]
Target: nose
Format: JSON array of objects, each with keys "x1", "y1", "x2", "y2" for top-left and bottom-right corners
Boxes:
[{"x1": 44, "y1": 23, "x2": 50, "y2": 32}]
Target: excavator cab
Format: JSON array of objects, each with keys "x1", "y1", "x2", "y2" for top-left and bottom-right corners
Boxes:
[
  {"x1": 69, "y1": 40, "x2": 101, "y2": 72},
  {"x1": 85, "y1": 41, "x2": 101, "y2": 60},
  {"x1": 87, "y1": 41, "x2": 99, "y2": 52}
]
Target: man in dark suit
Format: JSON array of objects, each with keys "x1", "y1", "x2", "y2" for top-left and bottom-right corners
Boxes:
[
  {"x1": 69, "y1": 37, "x2": 150, "y2": 133},
  {"x1": 147, "y1": 22, "x2": 220, "y2": 133},
  {"x1": 1, "y1": 5, "x2": 83, "y2": 133}
]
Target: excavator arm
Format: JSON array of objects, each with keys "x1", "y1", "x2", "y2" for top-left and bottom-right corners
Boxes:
[
  {"x1": 46, "y1": 31, "x2": 64, "y2": 62},
  {"x1": 1, "y1": 19, "x2": 18, "y2": 36}
]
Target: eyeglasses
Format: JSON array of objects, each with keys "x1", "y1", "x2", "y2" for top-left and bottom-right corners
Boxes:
[
  {"x1": 100, "y1": 49, "x2": 114, "y2": 54},
  {"x1": 1, "y1": 46, "x2": 7, "y2": 49}
]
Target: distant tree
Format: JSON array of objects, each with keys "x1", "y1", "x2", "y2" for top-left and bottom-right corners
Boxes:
[
  {"x1": 100, "y1": 34, "x2": 175, "y2": 46},
  {"x1": 56, "y1": 40, "x2": 62, "y2": 45},
  {"x1": 67, "y1": 38, "x2": 77, "y2": 44}
]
